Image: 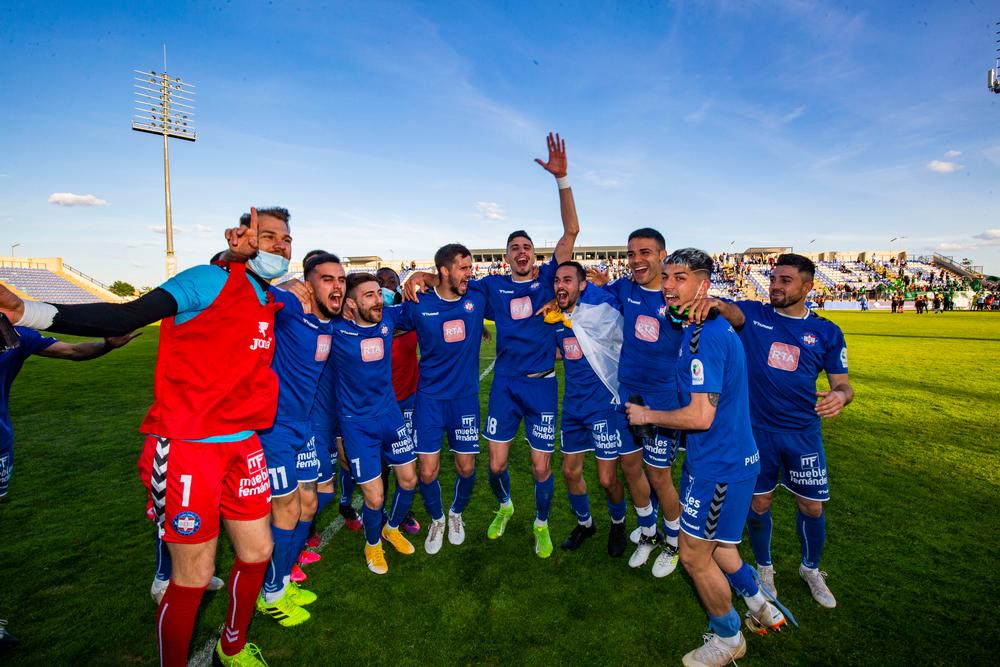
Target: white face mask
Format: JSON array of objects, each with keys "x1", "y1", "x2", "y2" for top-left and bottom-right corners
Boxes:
[{"x1": 247, "y1": 250, "x2": 289, "y2": 280}]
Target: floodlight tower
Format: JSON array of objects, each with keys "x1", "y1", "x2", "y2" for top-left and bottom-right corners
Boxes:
[
  {"x1": 131, "y1": 57, "x2": 196, "y2": 278},
  {"x1": 989, "y1": 22, "x2": 1000, "y2": 94}
]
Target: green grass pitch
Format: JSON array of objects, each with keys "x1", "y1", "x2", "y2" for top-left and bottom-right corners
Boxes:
[{"x1": 0, "y1": 311, "x2": 998, "y2": 665}]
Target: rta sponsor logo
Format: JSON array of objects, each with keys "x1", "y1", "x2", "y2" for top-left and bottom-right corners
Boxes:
[
  {"x1": 767, "y1": 341, "x2": 800, "y2": 372},
  {"x1": 635, "y1": 315, "x2": 659, "y2": 342},
  {"x1": 563, "y1": 337, "x2": 583, "y2": 360},
  {"x1": 315, "y1": 335, "x2": 332, "y2": 362},
  {"x1": 360, "y1": 337, "x2": 384, "y2": 362},
  {"x1": 443, "y1": 319, "x2": 466, "y2": 342},
  {"x1": 509, "y1": 296, "x2": 533, "y2": 320}
]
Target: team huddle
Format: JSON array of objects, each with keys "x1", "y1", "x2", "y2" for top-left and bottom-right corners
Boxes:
[{"x1": 0, "y1": 134, "x2": 853, "y2": 667}]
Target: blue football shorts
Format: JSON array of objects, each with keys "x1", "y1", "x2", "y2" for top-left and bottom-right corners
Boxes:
[
  {"x1": 560, "y1": 405, "x2": 639, "y2": 460},
  {"x1": 484, "y1": 373, "x2": 558, "y2": 452},
  {"x1": 340, "y1": 407, "x2": 417, "y2": 485},
  {"x1": 679, "y1": 466, "x2": 756, "y2": 544},
  {"x1": 258, "y1": 419, "x2": 321, "y2": 497},
  {"x1": 752, "y1": 426, "x2": 829, "y2": 501},
  {"x1": 414, "y1": 392, "x2": 481, "y2": 455}
]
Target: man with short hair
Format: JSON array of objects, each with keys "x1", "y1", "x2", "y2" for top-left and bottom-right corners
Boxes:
[
  {"x1": 255, "y1": 251, "x2": 346, "y2": 627},
  {"x1": 626, "y1": 248, "x2": 787, "y2": 667},
  {"x1": 404, "y1": 132, "x2": 579, "y2": 558},
  {"x1": 545, "y1": 261, "x2": 634, "y2": 555},
  {"x1": 328, "y1": 273, "x2": 418, "y2": 574},
  {"x1": 685, "y1": 252, "x2": 852, "y2": 609},
  {"x1": 590, "y1": 228, "x2": 682, "y2": 577},
  {"x1": 399, "y1": 243, "x2": 486, "y2": 554},
  {"x1": 0, "y1": 207, "x2": 293, "y2": 666}
]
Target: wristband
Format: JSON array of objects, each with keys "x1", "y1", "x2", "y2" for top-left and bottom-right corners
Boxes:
[
  {"x1": 556, "y1": 176, "x2": 571, "y2": 190},
  {"x1": 18, "y1": 300, "x2": 58, "y2": 330}
]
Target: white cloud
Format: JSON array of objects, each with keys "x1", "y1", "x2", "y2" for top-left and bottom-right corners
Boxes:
[
  {"x1": 48, "y1": 192, "x2": 108, "y2": 206},
  {"x1": 149, "y1": 225, "x2": 184, "y2": 235},
  {"x1": 475, "y1": 201, "x2": 504, "y2": 221},
  {"x1": 927, "y1": 160, "x2": 963, "y2": 173},
  {"x1": 973, "y1": 229, "x2": 1000, "y2": 243},
  {"x1": 581, "y1": 170, "x2": 626, "y2": 188},
  {"x1": 934, "y1": 241, "x2": 973, "y2": 252},
  {"x1": 944, "y1": 150, "x2": 961, "y2": 159},
  {"x1": 193, "y1": 224, "x2": 212, "y2": 233}
]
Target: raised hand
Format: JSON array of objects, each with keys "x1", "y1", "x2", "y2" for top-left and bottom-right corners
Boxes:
[
  {"x1": 534, "y1": 297, "x2": 559, "y2": 318},
  {"x1": 534, "y1": 132, "x2": 567, "y2": 178},
  {"x1": 586, "y1": 267, "x2": 610, "y2": 287},
  {"x1": 280, "y1": 278, "x2": 314, "y2": 314},
  {"x1": 224, "y1": 206, "x2": 260, "y2": 261}
]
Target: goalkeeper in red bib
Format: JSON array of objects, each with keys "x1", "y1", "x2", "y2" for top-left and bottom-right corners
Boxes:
[{"x1": 0, "y1": 207, "x2": 293, "y2": 667}]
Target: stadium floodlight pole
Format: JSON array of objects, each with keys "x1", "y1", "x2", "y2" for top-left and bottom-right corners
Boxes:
[
  {"x1": 130, "y1": 55, "x2": 196, "y2": 279},
  {"x1": 989, "y1": 22, "x2": 1000, "y2": 94},
  {"x1": 10, "y1": 243, "x2": 19, "y2": 257}
]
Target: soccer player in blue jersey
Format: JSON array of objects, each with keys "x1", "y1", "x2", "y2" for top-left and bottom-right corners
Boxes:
[
  {"x1": 398, "y1": 243, "x2": 485, "y2": 554},
  {"x1": 686, "y1": 253, "x2": 852, "y2": 608},
  {"x1": 255, "y1": 251, "x2": 346, "y2": 626},
  {"x1": 404, "y1": 132, "x2": 580, "y2": 558},
  {"x1": 590, "y1": 228, "x2": 683, "y2": 577},
  {"x1": 0, "y1": 324, "x2": 137, "y2": 648},
  {"x1": 547, "y1": 261, "x2": 637, "y2": 555},
  {"x1": 329, "y1": 273, "x2": 418, "y2": 574},
  {"x1": 626, "y1": 249, "x2": 787, "y2": 667}
]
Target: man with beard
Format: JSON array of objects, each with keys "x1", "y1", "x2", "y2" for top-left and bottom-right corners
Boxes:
[
  {"x1": 0, "y1": 207, "x2": 292, "y2": 666},
  {"x1": 546, "y1": 261, "x2": 635, "y2": 555},
  {"x1": 626, "y1": 248, "x2": 788, "y2": 667},
  {"x1": 256, "y1": 252, "x2": 346, "y2": 626},
  {"x1": 684, "y1": 253, "x2": 852, "y2": 609},
  {"x1": 329, "y1": 274, "x2": 418, "y2": 574},
  {"x1": 398, "y1": 244, "x2": 486, "y2": 554},
  {"x1": 588, "y1": 228, "x2": 683, "y2": 578},
  {"x1": 403, "y1": 132, "x2": 579, "y2": 558}
]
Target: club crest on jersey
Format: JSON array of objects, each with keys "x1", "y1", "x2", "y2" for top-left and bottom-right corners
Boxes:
[
  {"x1": 173, "y1": 511, "x2": 201, "y2": 536},
  {"x1": 690, "y1": 359, "x2": 705, "y2": 386},
  {"x1": 530, "y1": 281, "x2": 540, "y2": 290},
  {"x1": 801, "y1": 333, "x2": 817, "y2": 346},
  {"x1": 464, "y1": 300, "x2": 475, "y2": 312},
  {"x1": 250, "y1": 321, "x2": 272, "y2": 351},
  {"x1": 658, "y1": 305, "x2": 667, "y2": 317},
  {"x1": 380, "y1": 324, "x2": 389, "y2": 336}
]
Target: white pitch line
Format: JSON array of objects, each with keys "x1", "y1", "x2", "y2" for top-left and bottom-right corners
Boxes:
[
  {"x1": 479, "y1": 358, "x2": 496, "y2": 382},
  {"x1": 188, "y1": 499, "x2": 360, "y2": 667}
]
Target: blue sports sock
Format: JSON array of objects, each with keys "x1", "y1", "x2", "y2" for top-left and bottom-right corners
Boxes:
[
  {"x1": 450, "y1": 470, "x2": 476, "y2": 514},
  {"x1": 747, "y1": 508, "x2": 773, "y2": 566},
  {"x1": 154, "y1": 532, "x2": 172, "y2": 581},
  {"x1": 263, "y1": 525, "x2": 296, "y2": 594},
  {"x1": 488, "y1": 469, "x2": 511, "y2": 504},
  {"x1": 649, "y1": 487, "x2": 660, "y2": 523},
  {"x1": 339, "y1": 467, "x2": 357, "y2": 506},
  {"x1": 387, "y1": 486, "x2": 417, "y2": 530},
  {"x1": 662, "y1": 516, "x2": 680, "y2": 548},
  {"x1": 607, "y1": 499, "x2": 627, "y2": 523},
  {"x1": 708, "y1": 609, "x2": 741, "y2": 639},
  {"x1": 534, "y1": 474, "x2": 554, "y2": 522},
  {"x1": 725, "y1": 562, "x2": 761, "y2": 598},
  {"x1": 636, "y1": 503, "x2": 656, "y2": 530},
  {"x1": 286, "y1": 520, "x2": 312, "y2": 577},
  {"x1": 567, "y1": 491, "x2": 591, "y2": 524},
  {"x1": 362, "y1": 504, "x2": 383, "y2": 546},
  {"x1": 798, "y1": 510, "x2": 826, "y2": 569},
  {"x1": 419, "y1": 479, "x2": 445, "y2": 522},
  {"x1": 316, "y1": 490, "x2": 335, "y2": 516}
]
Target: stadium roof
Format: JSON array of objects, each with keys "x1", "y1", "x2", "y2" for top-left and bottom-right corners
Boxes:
[{"x1": 345, "y1": 255, "x2": 382, "y2": 264}]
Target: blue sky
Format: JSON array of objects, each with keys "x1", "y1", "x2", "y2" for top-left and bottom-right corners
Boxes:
[{"x1": 2, "y1": 0, "x2": 1000, "y2": 286}]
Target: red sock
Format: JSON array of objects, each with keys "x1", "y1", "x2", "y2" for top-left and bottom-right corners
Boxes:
[
  {"x1": 220, "y1": 558, "x2": 269, "y2": 656},
  {"x1": 156, "y1": 582, "x2": 206, "y2": 667}
]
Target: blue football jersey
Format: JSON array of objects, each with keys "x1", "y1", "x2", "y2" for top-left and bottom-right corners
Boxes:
[
  {"x1": 677, "y1": 318, "x2": 759, "y2": 482},
  {"x1": 477, "y1": 261, "x2": 558, "y2": 377},
  {"x1": 328, "y1": 307, "x2": 403, "y2": 421},
  {"x1": 270, "y1": 288, "x2": 335, "y2": 422},
  {"x1": 1, "y1": 327, "x2": 57, "y2": 447},
  {"x1": 309, "y1": 357, "x2": 338, "y2": 433},
  {"x1": 603, "y1": 278, "x2": 683, "y2": 402},
  {"x1": 554, "y1": 324, "x2": 615, "y2": 411},
  {"x1": 735, "y1": 301, "x2": 848, "y2": 432},
  {"x1": 400, "y1": 287, "x2": 486, "y2": 399}
]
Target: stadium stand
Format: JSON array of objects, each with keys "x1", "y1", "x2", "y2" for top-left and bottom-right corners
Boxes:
[{"x1": 0, "y1": 257, "x2": 121, "y2": 303}]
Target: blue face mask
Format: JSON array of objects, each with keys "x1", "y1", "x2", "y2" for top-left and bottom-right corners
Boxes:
[
  {"x1": 248, "y1": 250, "x2": 289, "y2": 280},
  {"x1": 381, "y1": 287, "x2": 398, "y2": 307}
]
